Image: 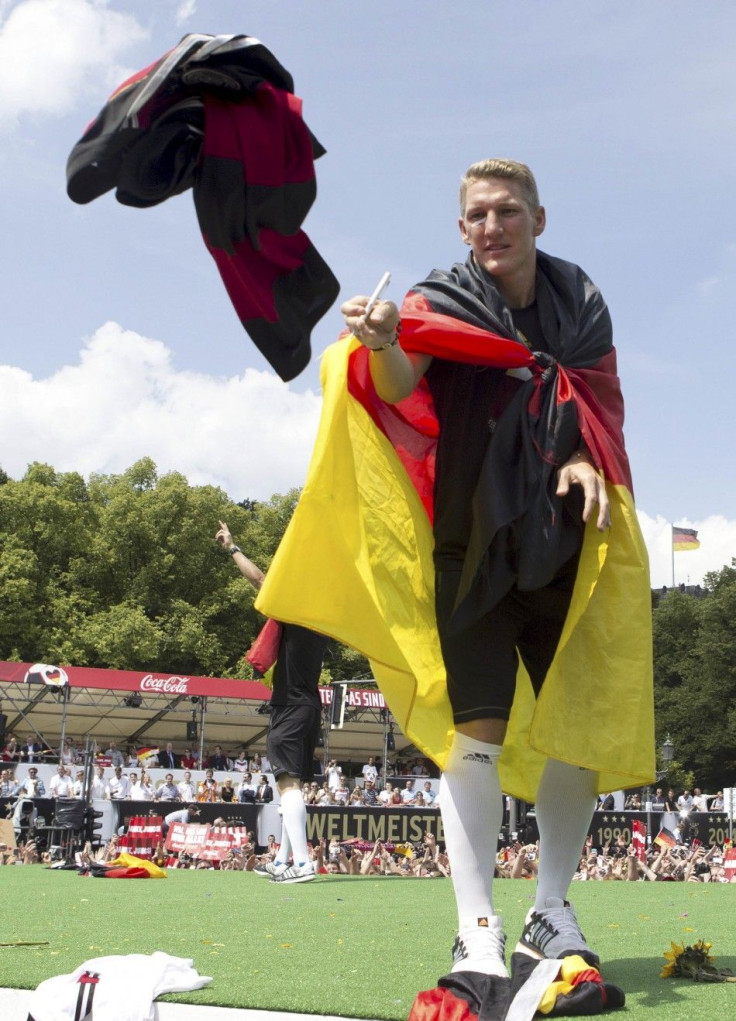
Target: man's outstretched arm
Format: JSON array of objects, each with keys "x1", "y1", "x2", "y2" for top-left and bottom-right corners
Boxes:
[
  {"x1": 341, "y1": 295, "x2": 430, "y2": 404},
  {"x1": 215, "y1": 520, "x2": 265, "y2": 591}
]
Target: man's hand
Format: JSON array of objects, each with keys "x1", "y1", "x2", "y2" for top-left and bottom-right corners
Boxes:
[
  {"x1": 215, "y1": 520, "x2": 234, "y2": 548},
  {"x1": 556, "y1": 456, "x2": 610, "y2": 531},
  {"x1": 341, "y1": 296, "x2": 401, "y2": 349}
]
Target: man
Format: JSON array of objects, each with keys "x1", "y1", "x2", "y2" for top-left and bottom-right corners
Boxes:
[
  {"x1": 378, "y1": 781, "x2": 394, "y2": 805},
  {"x1": 340, "y1": 158, "x2": 651, "y2": 979},
  {"x1": 72, "y1": 769, "x2": 86, "y2": 798},
  {"x1": 237, "y1": 772, "x2": 257, "y2": 804},
  {"x1": 400, "y1": 779, "x2": 416, "y2": 804},
  {"x1": 157, "y1": 774, "x2": 180, "y2": 802},
  {"x1": 363, "y1": 778, "x2": 380, "y2": 806},
  {"x1": 651, "y1": 788, "x2": 665, "y2": 810},
  {"x1": 216, "y1": 521, "x2": 327, "y2": 884},
  {"x1": 422, "y1": 780, "x2": 436, "y2": 803},
  {"x1": 178, "y1": 771, "x2": 195, "y2": 803},
  {"x1": 361, "y1": 756, "x2": 378, "y2": 784},
  {"x1": 256, "y1": 774, "x2": 274, "y2": 803},
  {"x1": 105, "y1": 742, "x2": 124, "y2": 768},
  {"x1": 17, "y1": 766, "x2": 46, "y2": 798},
  {"x1": 158, "y1": 743, "x2": 178, "y2": 770},
  {"x1": 91, "y1": 766, "x2": 107, "y2": 800},
  {"x1": 0, "y1": 768, "x2": 18, "y2": 797},
  {"x1": 106, "y1": 765, "x2": 130, "y2": 800},
  {"x1": 209, "y1": 745, "x2": 229, "y2": 771},
  {"x1": 48, "y1": 764, "x2": 74, "y2": 799}
]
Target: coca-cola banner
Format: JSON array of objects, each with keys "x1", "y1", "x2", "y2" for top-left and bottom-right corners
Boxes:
[{"x1": 1, "y1": 659, "x2": 383, "y2": 706}]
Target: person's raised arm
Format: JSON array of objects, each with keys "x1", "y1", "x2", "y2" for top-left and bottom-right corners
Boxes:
[
  {"x1": 215, "y1": 521, "x2": 266, "y2": 591},
  {"x1": 341, "y1": 295, "x2": 431, "y2": 404}
]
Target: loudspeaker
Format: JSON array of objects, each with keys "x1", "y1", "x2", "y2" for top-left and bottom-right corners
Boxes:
[{"x1": 186, "y1": 721, "x2": 198, "y2": 741}]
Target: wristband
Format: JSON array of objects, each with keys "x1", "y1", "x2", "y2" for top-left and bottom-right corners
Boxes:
[{"x1": 228, "y1": 545, "x2": 241, "y2": 556}]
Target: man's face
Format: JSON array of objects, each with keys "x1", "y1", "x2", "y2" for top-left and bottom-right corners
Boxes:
[
  {"x1": 406, "y1": 780, "x2": 414, "y2": 789},
  {"x1": 459, "y1": 178, "x2": 545, "y2": 292},
  {"x1": 184, "y1": 772, "x2": 191, "y2": 782},
  {"x1": 424, "y1": 782, "x2": 432, "y2": 791},
  {"x1": 166, "y1": 774, "x2": 173, "y2": 784},
  {"x1": 29, "y1": 769, "x2": 38, "y2": 778},
  {"x1": 57, "y1": 765, "x2": 65, "y2": 776},
  {"x1": 166, "y1": 743, "x2": 173, "y2": 752}
]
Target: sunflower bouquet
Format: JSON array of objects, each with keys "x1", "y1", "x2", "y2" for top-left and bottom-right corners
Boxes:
[{"x1": 661, "y1": 939, "x2": 736, "y2": 982}]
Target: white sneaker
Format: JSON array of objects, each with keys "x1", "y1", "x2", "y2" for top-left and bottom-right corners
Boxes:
[
  {"x1": 451, "y1": 916, "x2": 507, "y2": 977},
  {"x1": 270, "y1": 861, "x2": 315, "y2": 884},
  {"x1": 253, "y1": 860, "x2": 288, "y2": 879},
  {"x1": 515, "y1": 897, "x2": 600, "y2": 967}
]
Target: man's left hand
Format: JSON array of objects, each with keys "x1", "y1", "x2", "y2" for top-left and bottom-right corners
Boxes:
[{"x1": 556, "y1": 457, "x2": 610, "y2": 530}]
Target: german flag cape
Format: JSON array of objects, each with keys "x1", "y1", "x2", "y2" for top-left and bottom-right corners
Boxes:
[{"x1": 258, "y1": 254, "x2": 654, "y2": 800}]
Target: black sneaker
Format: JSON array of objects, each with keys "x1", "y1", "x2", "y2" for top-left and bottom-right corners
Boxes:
[
  {"x1": 515, "y1": 897, "x2": 600, "y2": 967},
  {"x1": 451, "y1": 916, "x2": 508, "y2": 977}
]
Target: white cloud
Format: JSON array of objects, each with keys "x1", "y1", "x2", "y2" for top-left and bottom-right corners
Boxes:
[
  {"x1": 637, "y1": 511, "x2": 736, "y2": 589},
  {"x1": 0, "y1": 0, "x2": 147, "y2": 127},
  {"x1": 0, "y1": 323, "x2": 321, "y2": 500},
  {"x1": 175, "y1": 0, "x2": 197, "y2": 25}
]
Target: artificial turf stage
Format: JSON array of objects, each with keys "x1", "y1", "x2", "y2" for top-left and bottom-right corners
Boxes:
[{"x1": 0, "y1": 868, "x2": 734, "y2": 1019}]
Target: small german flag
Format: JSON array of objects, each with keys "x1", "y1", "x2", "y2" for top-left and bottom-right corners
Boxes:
[
  {"x1": 672, "y1": 526, "x2": 700, "y2": 551},
  {"x1": 654, "y1": 827, "x2": 677, "y2": 849}
]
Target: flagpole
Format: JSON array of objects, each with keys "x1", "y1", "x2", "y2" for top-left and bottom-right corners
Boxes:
[{"x1": 671, "y1": 523, "x2": 675, "y2": 589}]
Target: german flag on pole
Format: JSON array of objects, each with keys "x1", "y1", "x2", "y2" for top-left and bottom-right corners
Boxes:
[
  {"x1": 257, "y1": 254, "x2": 654, "y2": 802},
  {"x1": 654, "y1": 827, "x2": 677, "y2": 849},
  {"x1": 672, "y1": 526, "x2": 700, "y2": 551}
]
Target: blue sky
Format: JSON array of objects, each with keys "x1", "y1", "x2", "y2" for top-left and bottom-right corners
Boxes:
[{"x1": 1, "y1": 0, "x2": 734, "y2": 587}]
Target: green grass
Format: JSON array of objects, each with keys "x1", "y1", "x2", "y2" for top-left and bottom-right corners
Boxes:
[{"x1": 0, "y1": 869, "x2": 734, "y2": 1019}]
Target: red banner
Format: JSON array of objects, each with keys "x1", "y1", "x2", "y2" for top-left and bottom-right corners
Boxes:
[{"x1": 164, "y1": 822, "x2": 251, "y2": 862}]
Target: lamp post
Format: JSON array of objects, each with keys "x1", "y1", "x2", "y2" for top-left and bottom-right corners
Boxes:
[{"x1": 648, "y1": 735, "x2": 675, "y2": 845}]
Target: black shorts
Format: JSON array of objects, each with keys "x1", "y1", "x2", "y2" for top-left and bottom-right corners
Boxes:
[
  {"x1": 436, "y1": 553, "x2": 579, "y2": 724},
  {"x1": 266, "y1": 702, "x2": 322, "y2": 781}
]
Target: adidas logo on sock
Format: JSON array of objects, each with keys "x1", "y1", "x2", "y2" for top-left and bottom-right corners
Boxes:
[{"x1": 462, "y1": 752, "x2": 493, "y2": 764}]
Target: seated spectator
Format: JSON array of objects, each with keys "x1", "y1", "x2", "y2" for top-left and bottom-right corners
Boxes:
[
  {"x1": 197, "y1": 769, "x2": 219, "y2": 802},
  {"x1": 126, "y1": 746, "x2": 140, "y2": 767},
  {"x1": 248, "y1": 752, "x2": 262, "y2": 774},
  {"x1": 413, "y1": 791, "x2": 427, "y2": 807},
  {"x1": 0, "y1": 767, "x2": 19, "y2": 796},
  {"x1": 106, "y1": 765, "x2": 130, "y2": 800},
  {"x1": 19, "y1": 735, "x2": 42, "y2": 762},
  {"x1": 421, "y1": 780, "x2": 436, "y2": 802},
  {"x1": 304, "y1": 781, "x2": 321, "y2": 805},
  {"x1": 237, "y1": 772, "x2": 257, "y2": 803},
  {"x1": 177, "y1": 771, "x2": 195, "y2": 803},
  {"x1": 389, "y1": 788, "x2": 403, "y2": 806},
  {"x1": 349, "y1": 785, "x2": 365, "y2": 806},
  {"x1": 260, "y1": 751, "x2": 271, "y2": 772},
  {"x1": 157, "y1": 774, "x2": 180, "y2": 802},
  {"x1": 16, "y1": 766, "x2": 45, "y2": 798},
  {"x1": 625, "y1": 792, "x2": 643, "y2": 810},
  {"x1": 363, "y1": 779, "x2": 380, "y2": 806},
  {"x1": 220, "y1": 777, "x2": 236, "y2": 803},
  {"x1": 333, "y1": 778, "x2": 350, "y2": 805},
  {"x1": 314, "y1": 781, "x2": 332, "y2": 805},
  {"x1": 180, "y1": 747, "x2": 198, "y2": 769},
  {"x1": 105, "y1": 742, "x2": 125, "y2": 767},
  {"x1": 2, "y1": 735, "x2": 20, "y2": 762},
  {"x1": 378, "y1": 781, "x2": 394, "y2": 806},
  {"x1": 49, "y1": 764, "x2": 74, "y2": 799},
  {"x1": 256, "y1": 775, "x2": 273, "y2": 803},
  {"x1": 232, "y1": 749, "x2": 249, "y2": 772},
  {"x1": 400, "y1": 779, "x2": 416, "y2": 804}
]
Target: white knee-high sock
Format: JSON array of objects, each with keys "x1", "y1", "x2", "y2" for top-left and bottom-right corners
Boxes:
[
  {"x1": 279, "y1": 788, "x2": 309, "y2": 866},
  {"x1": 275, "y1": 809, "x2": 292, "y2": 865},
  {"x1": 534, "y1": 758, "x2": 597, "y2": 908},
  {"x1": 439, "y1": 734, "x2": 503, "y2": 929}
]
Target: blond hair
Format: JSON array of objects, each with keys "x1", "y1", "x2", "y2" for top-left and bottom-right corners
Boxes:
[{"x1": 459, "y1": 158, "x2": 540, "y2": 215}]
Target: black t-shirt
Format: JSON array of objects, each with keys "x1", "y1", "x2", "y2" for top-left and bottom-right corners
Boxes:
[
  {"x1": 270, "y1": 623, "x2": 327, "y2": 708},
  {"x1": 425, "y1": 301, "x2": 554, "y2": 564}
]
